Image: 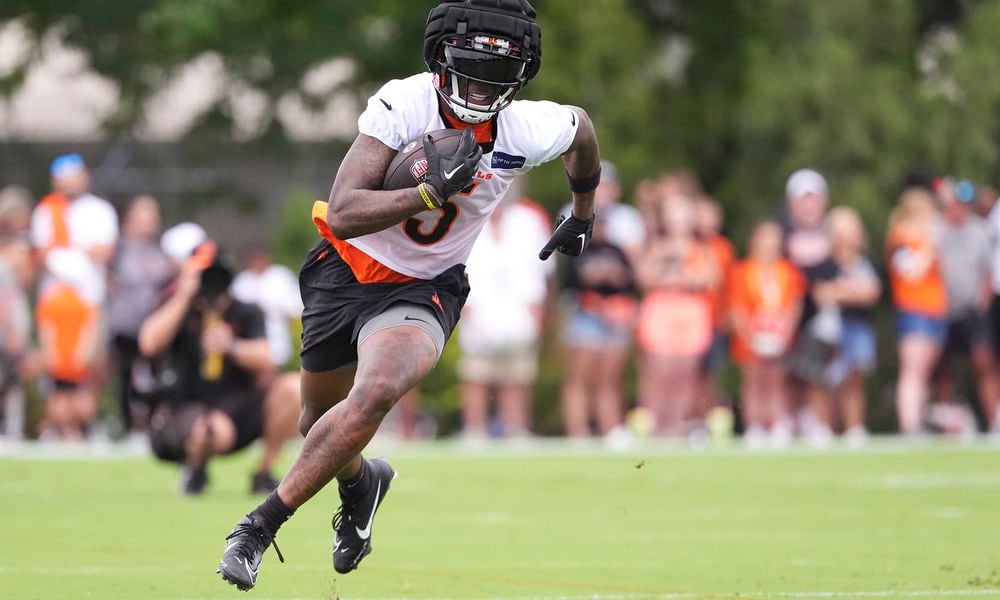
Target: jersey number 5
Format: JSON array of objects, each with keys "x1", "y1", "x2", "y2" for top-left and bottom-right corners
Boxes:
[{"x1": 404, "y1": 203, "x2": 460, "y2": 245}]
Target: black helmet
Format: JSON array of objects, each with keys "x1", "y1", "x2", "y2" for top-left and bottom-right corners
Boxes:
[{"x1": 424, "y1": 0, "x2": 542, "y2": 124}]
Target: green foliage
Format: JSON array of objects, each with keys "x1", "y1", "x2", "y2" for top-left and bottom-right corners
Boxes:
[{"x1": 270, "y1": 188, "x2": 319, "y2": 271}]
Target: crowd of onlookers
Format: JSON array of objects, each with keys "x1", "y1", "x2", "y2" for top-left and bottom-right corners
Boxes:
[
  {"x1": 2, "y1": 153, "x2": 1000, "y2": 469},
  {"x1": 456, "y1": 162, "x2": 1000, "y2": 448}
]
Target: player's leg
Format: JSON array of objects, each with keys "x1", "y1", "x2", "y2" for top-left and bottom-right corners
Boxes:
[
  {"x1": 284, "y1": 319, "x2": 440, "y2": 573},
  {"x1": 218, "y1": 306, "x2": 444, "y2": 588},
  {"x1": 279, "y1": 321, "x2": 438, "y2": 505}
]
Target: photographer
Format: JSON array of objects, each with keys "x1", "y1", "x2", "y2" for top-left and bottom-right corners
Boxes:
[{"x1": 139, "y1": 243, "x2": 298, "y2": 495}]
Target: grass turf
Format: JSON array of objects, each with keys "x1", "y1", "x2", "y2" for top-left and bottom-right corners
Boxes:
[{"x1": 1, "y1": 440, "x2": 1000, "y2": 599}]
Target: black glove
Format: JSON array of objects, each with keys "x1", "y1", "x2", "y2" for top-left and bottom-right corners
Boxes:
[
  {"x1": 538, "y1": 213, "x2": 595, "y2": 260},
  {"x1": 421, "y1": 128, "x2": 483, "y2": 206}
]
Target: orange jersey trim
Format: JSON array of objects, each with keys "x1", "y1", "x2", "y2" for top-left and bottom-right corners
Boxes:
[{"x1": 311, "y1": 201, "x2": 417, "y2": 284}]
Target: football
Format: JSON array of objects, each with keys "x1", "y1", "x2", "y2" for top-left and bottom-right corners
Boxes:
[{"x1": 382, "y1": 128, "x2": 467, "y2": 190}]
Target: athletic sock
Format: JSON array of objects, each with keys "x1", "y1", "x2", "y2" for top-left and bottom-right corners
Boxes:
[
  {"x1": 255, "y1": 490, "x2": 295, "y2": 536},
  {"x1": 339, "y1": 458, "x2": 370, "y2": 495}
]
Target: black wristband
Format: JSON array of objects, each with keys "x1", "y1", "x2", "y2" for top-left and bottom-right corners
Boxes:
[{"x1": 566, "y1": 167, "x2": 602, "y2": 194}]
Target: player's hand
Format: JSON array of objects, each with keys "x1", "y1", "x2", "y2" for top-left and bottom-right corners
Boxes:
[
  {"x1": 422, "y1": 128, "x2": 482, "y2": 203},
  {"x1": 539, "y1": 213, "x2": 595, "y2": 261}
]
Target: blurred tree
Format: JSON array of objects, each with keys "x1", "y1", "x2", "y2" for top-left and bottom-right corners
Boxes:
[{"x1": 0, "y1": 1, "x2": 428, "y2": 138}]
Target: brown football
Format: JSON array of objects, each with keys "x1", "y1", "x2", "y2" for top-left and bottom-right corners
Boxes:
[{"x1": 382, "y1": 129, "x2": 466, "y2": 191}]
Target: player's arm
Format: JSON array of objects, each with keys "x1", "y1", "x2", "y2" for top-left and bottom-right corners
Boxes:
[
  {"x1": 563, "y1": 106, "x2": 600, "y2": 220},
  {"x1": 539, "y1": 106, "x2": 600, "y2": 260},
  {"x1": 326, "y1": 130, "x2": 481, "y2": 240}
]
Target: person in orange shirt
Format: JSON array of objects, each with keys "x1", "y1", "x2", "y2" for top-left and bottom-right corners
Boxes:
[
  {"x1": 695, "y1": 196, "x2": 735, "y2": 418},
  {"x1": 35, "y1": 248, "x2": 100, "y2": 440},
  {"x1": 729, "y1": 220, "x2": 805, "y2": 448},
  {"x1": 636, "y1": 194, "x2": 718, "y2": 437},
  {"x1": 886, "y1": 187, "x2": 948, "y2": 434}
]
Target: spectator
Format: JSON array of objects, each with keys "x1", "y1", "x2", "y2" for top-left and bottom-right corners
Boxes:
[
  {"x1": 886, "y1": 187, "x2": 947, "y2": 434},
  {"x1": 783, "y1": 168, "x2": 832, "y2": 272},
  {"x1": 31, "y1": 153, "x2": 119, "y2": 301},
  {"x1": 559, "y1": 207, "x2": 638, "y2": 442},
  {"x1": 230, "y1": 244, "x2": 304, "y2": 370},
  {"x1": 807, "y1": 207, "x2": 881, "y2": 447},
  {"x1": 139, "y1": 246, "x2": 299, "y2": 494},
  {"x1": 35, "y1": 248, "x2": 102, "y2": 440},
  {"x1": 974, "y1": 184, "x2": 997, "y2": 220},
  {"x1": 933, "y1": 179, "x2": 999, "y2": 433},
  {"x1": 729, "y1": 220, "x2": 804, "y2": 448},
  {"x1": 108, "y1": 196, "x2": 173, "y2": 433},
  {"x1": 0, "y1": 186, "x2": 35, "y2": 438},
  {"x1": 557, "y1": 163, "x2": 642, "y2": 443},
  {"x1": 782, "y1": 168, "x2": 834, "y2": 437},
  {"x1": 695, "y1": 196, "x2": 736, "y2": 418},
  {"x1": 636, "y1": 194, "x2": 718, "y2": 437},
  {"x1": 458, "y1": 188, "x2": 552, "y2": 440}
]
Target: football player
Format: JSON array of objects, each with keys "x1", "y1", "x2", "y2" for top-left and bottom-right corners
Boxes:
[{"x1": 218, "y1": 0, "x2": 601, "y2": 590}]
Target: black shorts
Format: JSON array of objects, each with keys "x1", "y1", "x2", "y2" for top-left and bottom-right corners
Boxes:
[
  {"x1": 299, "y1": 240, "x2": 470, "y2": 373},
  {"x1": 943, "y1": 309, "x2": 994, "y2": 356},
  {"x1": 148, "y1": 389, "x2": 264, "y2": 463}
]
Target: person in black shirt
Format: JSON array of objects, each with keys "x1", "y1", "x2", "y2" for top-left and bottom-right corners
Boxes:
[
  {"x1": 139, "y1": 244, "x2": 299, "y2": 495},
  {"x1": 559, "y1": 206, "x2": 638, "y2": 441}
]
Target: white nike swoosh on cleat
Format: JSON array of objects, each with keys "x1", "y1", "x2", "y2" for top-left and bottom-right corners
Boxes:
[
  {"x1": 240, "y1": 557, "x2": 258, "y2": 583},
  {"x1": 443, "y1": 165, "x2": 463, "y2": 181},
  {"x1": 354, "y1": 480, "x2": 381, "y2": 540}
]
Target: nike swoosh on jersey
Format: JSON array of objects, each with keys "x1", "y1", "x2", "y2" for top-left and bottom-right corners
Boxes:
[
  {"x1": 379, "y1": 98, "x2": 392, "y2": 111},
  {"x1": 403, "y1": 315, "x2": 430, "y2": 325},
  {"x1": 355, "y1": 480, "x2": 381, "y2": 540}
]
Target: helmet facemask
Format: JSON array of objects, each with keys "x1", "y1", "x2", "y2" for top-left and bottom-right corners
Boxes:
[{"x1": 434, "y1": 35, "x2": 529, "y2": 124}]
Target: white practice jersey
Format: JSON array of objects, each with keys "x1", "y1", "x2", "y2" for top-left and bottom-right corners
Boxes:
[{"x1": 350, "y1": 72, "x2": 578, "y2": 280}]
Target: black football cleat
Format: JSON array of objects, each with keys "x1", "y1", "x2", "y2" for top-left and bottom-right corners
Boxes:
[
  {"x1": 332, "y1": 457, "x2": 396, "y2": 574},
  {"x1": 217, "y1": 513, "x2": 283, "y2": 591}
]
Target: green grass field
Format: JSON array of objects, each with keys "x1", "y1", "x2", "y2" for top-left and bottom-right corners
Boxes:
[{"x1": 2, "y1": 440, "x2": 1000, "y2": 600}]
